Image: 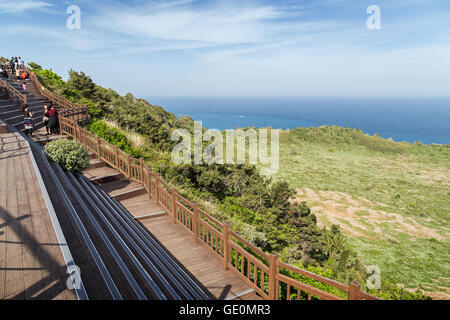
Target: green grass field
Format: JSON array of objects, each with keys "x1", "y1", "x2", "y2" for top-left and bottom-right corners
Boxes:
[{"x1": 264, "y1": 126, "x2": 449, "y2": 298}]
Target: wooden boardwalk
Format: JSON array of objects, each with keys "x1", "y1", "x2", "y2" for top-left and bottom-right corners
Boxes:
[
  {"x1": 0, "y1": 132, "x2": 76, "y2": 300},
  {"x1": 84, "y1": 163, "x2": 262, "y2": 300}
]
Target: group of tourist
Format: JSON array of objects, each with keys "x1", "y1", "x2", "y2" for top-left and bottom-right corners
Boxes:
[
  {"x1": 1, "y1": 57, "x2": 28, "y2": 79},
  {"x1": 22, "y1": 103, "x2": 59, "y2": 138},
  {"x1": 2, "y1": 56, "x2": 59, "y2": 139},
  {"x1": 10, "y1": 57, "x2": 24, "y2": 74}
]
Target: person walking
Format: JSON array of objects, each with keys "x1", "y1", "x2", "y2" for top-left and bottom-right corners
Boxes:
[
  {"x1": 47, "y1": 103, "x2": 59, "y2": 134},
  {"x1": 9, "y1": 57, "x2": 15, "y2": 76},
  {"x1": 23, "y1": 105, "x2": 33, "y2": 138},
  {"x1": 42, "y1": 104, "x2": 50, "y2": 135}
]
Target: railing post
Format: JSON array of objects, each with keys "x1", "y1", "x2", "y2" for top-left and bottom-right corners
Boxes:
[
  {"x1": 348, "y1": 281, "x2": 361, "y2": 300},
  {"x1": 139, "y1": 157, "x2": 144, "y2": 184},
  {"x1": 192, "y1": 203, "x2": 200, "y2": 242},
  {"x1": 96, "y1": 136, "x2": 101, "y2": 160},
  {"x1": 127, "y1": 154, "x2": 132, "y2": 179},
  {"x1": 171, "y1": 188, "x2": 177, "y2": 224},
  {"x1": 58, "y1": 116, "x2": 64, "y2": 135},
  {"x1": 223, "y1": 223, "x2": 231, "y2": 270},
  {"x1": 115, "y1": 146, "x2": 120, "y2": 171},
  {"x1": 80, "y1": 127, "x2": 84, "y2": 145},
  {"x1": 147, "y1": 169, "x2": 153, "y2": 199},
  {"x1": 268, "y1": 253, "x2": 279, "y2": 300},
  {"x1": 155, "y1": 174, "x2": 160, "y2": 205},
  {"x1": 75, "y1": 126, "x2": 80, "y2": 143}
]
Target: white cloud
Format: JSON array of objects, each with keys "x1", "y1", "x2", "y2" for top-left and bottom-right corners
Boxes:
[
  {"x1": 91, "y1": 5, "x2": 291, "y2": 44},
  {"x1": 0, "y1": 0, "x2": 52, "y2": 13}
]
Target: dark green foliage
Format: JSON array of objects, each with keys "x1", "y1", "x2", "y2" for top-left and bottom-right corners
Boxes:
[
  {"x1": 67, "y1": 70, "x2": 96, "y2": 100},
  {"x1": 33, "y1": 69, "x2": 67, "y2": 96},
  {"x1": 28, "y1": 62, "x2": 42, "y2": 70}
]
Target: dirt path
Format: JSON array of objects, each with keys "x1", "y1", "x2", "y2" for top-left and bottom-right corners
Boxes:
[{"x1": 293, "y1": 187, "x2": 446, "y2": 241}]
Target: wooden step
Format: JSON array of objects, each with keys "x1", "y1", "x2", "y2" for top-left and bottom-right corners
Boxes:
[
  {"x1": 89, "y1": 172, "x2": 124, "y2": 184},
  {"x1": 111, "y1": 187, "x2": 147, "y2": 201},
  {"x1": 118, "y1": 194, "x2": 162, "y2": 218},
  {"x1": 87, "y1": 158, "x2": 105, "y2": 170},
  {"x1": 101, "y1": 178, "x2": 146, "y2": 200},
  {"x1": 134, "y1": 211, "x2": 166, "y2": 221}
]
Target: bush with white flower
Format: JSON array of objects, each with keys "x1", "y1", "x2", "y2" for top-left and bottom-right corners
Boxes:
[{"x1": 45, "y1": 138, "x2": 90, "y2": 173}]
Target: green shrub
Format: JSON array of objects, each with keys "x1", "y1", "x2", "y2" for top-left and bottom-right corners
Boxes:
[{"x1": 45, "y1": 139, "x2": 90, "y2": 173}]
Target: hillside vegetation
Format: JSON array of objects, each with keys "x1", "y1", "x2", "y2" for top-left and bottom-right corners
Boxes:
[
  {"x1": 270, "y1": 127, "x2": 449, "y2": 298},
  {"x1": 25, "y1": 61, "x2": 441, "y2": 300}
]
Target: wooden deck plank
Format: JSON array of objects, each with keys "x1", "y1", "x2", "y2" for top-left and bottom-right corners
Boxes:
[
  {"x1": 0, "y1": 133, "x2": 77, "y2": 300},
  {"x1": 23, "y1": 155, "x2": 56, "y2": 300},
  {"x1": 0, "y1": 134, "x2": 8, "y2": 299},
  {"x1": 24, "y1": 152, "x2": 73, "y2": 300},
  {"x1": 17, "y1": 143, "x2": 43, "y2": 300},
  {"x1": 5, "y1": 142, "x2": 25, "y2": 298}
]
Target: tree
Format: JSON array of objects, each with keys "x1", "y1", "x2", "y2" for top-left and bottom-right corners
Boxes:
[
  {"x1": 67, "y1": 70, "x2": 96, "y2": 100},
  {"x1": 28, "y1": 62, "x2": 42, "y2": 70}
]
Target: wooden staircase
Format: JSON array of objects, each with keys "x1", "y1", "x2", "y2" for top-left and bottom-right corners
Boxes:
[
  {"x1": 81, "y1": 154, "x2": 263, "y2": 300},
  {"x1": 84, "y1": 154, "x2": 167, "y2": 221},
  {"x1": 0, "y1": 73, "x2": 69, "y2": 145}
]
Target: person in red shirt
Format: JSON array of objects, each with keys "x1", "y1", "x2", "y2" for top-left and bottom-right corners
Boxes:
[{"x1": 47, "y1": 103, "x2": 59, "y2": 134}]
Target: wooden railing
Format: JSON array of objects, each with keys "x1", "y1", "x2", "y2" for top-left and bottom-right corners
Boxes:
[
  {"x1": 26, "y1": 70, "x2": 88, "y2": 126},
  {"x1": 0, "y1": 78, "x2": 28, "y2": 106},
  {"x1": 26, "y1": 66, "x2": 382, "y2": 301},
  {"x1": 28, "y1": 71, "x2": 87, "y2": 112}
]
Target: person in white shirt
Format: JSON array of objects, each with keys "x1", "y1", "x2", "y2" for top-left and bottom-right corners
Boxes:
[{"x1": 18, "y1": 57, "x2": 23, "y2": 70}]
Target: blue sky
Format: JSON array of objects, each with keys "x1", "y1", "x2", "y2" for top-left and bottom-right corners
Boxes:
[{"x1": 1, "y1": 0, "x2": 449, "y2": 97}]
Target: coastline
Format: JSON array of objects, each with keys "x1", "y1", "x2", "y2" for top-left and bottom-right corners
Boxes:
[{"x1": 147, "y1": 96, "x2": 450, "y2": 145}]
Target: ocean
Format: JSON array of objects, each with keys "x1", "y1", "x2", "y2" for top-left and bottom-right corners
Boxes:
[{"x1": 146, "y1": 96, "x2": 450, "y2": 145}]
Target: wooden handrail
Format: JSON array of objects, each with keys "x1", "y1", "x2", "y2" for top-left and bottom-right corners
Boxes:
[
  {"x1": 28, "y1": 70, "x2": 87, "y2": 112},
  {"x1": 277, "y1": 260, "x2": 349, "y2": 292},
  {"x1": 32, "y1": 67, "x2": 381, "y2": 301},
  {"x1": 0, "y1": 78, "x2": 28, "y2": 106}
]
